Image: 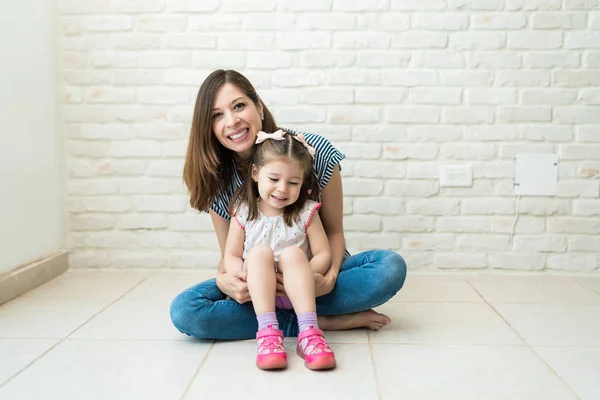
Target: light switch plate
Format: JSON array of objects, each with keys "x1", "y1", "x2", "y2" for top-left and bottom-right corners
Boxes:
[{"x1": 515, "y1": 153, "x2": 558, "y2": 196}]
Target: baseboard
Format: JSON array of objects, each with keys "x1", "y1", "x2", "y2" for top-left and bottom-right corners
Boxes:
[{"x1": 0, "y1": 250, "x2": 69, "y2": 306}]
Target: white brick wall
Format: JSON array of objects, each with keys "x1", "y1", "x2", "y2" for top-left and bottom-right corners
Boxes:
[{"x1": 59, "y1": 0, "x2": 600, "y2": 271}]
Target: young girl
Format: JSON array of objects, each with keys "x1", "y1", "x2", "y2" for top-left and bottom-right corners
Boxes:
[{"x1": 224, "y1": 129, "x2": 336, "y2": 371}]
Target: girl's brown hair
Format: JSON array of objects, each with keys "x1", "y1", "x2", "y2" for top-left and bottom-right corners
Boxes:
[
  {"x1": 184, "y1": 69, "x2": 278, "y2": 212},
  {"x1": 230, "y1": 132, "x2": 320, "y2": 227}
]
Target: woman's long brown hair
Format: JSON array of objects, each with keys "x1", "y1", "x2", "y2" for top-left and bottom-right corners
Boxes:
[
  {"x1": 230, "y1": 132, "x2": 320, "y2": 227},
  {"x1": 184, "y1": 70, "x2": 278, "y2": 212}
]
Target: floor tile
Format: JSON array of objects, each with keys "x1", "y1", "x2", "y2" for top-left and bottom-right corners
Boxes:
[
  {"x1": 283, "y1": 329, "x2": 368, "y2": 344},
  {"x1": 184, "y1": 342, "x2": 378, "y2": 400},
  {"x1": 577, "y1": 278, "x2": 600, "y2": 295},
  {"x1": 0, "y1": 297, "x2": 108, "y2": 339},
  {"x1": 21, "y1": 270, "x2": 150, "y2": 301},
  {"x1": 535, "y1": 346, "x2": 600, "y2": 400},
  {"x1": 125, "y1": 270, "x2": 215, "y2": 299},
  {"x1": 392, "y1": 274, "x2": 483, "y2": 302},
  {"x1": 369, "y1": 302, "x2": 523, "y2": 345},
  {"x1": 0, "y1": 339, "x2": 210, "y2": 400},
  {"x1": 372, "y1": 344, "x2": 577, "y2": 400},
  {"x1": 468, "y1": 276, "x2": 600, "y2": 304},
  {"x1": 0, "y1": 339, "x2": 59, "y2": 385},
  {"x1": 70, "y1": 297, "x2": 186, "y2": 341},
  {"x1": 495, "y1": 304, "x2": 600, "y2": 346}
]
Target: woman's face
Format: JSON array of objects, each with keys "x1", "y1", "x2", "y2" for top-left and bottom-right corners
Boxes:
[{"x1": 211, "y1": 83, "x2": 263, "y2": 160}]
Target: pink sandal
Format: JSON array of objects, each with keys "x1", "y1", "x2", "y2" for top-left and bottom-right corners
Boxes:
[
  {"x1": 256, "y1": 325, "x2": 287, "y2": 370},
  {"x1": 296, "y1": 327, "x2": 336, "y2": 370}
]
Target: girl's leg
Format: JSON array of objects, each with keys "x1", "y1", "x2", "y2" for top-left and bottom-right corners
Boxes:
[
  {"x1": 277, "y1": 246, "x2": 315, "y2": 314},
  {"x1": 245, "y1": 244, "x2": 277, "y2": 315}
]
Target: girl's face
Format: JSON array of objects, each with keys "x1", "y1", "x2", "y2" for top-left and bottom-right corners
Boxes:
[
  {"x1": 211, "y1": 83, "x2": 263, "y2": 160},
  {"x1": 252, "y1": 157, "x2": 305, "y2": 216}
]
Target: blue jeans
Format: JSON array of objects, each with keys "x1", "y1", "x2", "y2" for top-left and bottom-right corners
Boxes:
[{"x1": 169, "y1": 250, "x2": 406, "y2": 340}]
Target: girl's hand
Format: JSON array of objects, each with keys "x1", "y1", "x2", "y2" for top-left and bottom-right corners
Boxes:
[
  {"x1": 216, "y1": 270, "x2": 250, "y2": 304},
  {"x1": 275, "y1": 272, "x2": 286, "y2": 297}
]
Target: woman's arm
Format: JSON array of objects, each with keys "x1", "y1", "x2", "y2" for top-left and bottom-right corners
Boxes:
[
  {"x1": 209, "y1": 210, "x2": 231, "y2": 273},
  {"x1": 316, "y1": 165, "x2": 346, "y2": 296},
  {"x1": 306, "y1": 211, "x2": 332, "y2": 275},
  {"x1": 223, "y1": 219, "x2": 245, "y2": 273}
]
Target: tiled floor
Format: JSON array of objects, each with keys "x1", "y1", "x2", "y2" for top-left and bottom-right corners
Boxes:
[{"x1": 1, "y1": 270, "x2": 600, "y2": 400}]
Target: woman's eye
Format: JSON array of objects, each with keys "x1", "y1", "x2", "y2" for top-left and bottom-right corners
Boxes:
[
  {"x1": 234, "y1": 102, "x2": 245, "y2": 110},
  {"x1": 212, "y1": 112, "x2": 222, "y2": 119}
]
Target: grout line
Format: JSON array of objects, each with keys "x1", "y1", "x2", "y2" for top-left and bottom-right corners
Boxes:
[
  {"x1": 465, "y1": 280, "x2": 583, "y2": 399},
  {"x1": 367, "y1": 330, "x2": 383, "y2": 400},
  {"x1": 179, "y1": 341, "x2": 216, "y2": 400},
  {"x1": 573, "y1": 278, "x2": 600, "y2": 296},
  {"x1": 0, "y1": 276, "x2": 149, "y2": 389}
]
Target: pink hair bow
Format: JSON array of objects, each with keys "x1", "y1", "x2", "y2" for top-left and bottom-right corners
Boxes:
[
  {"x1": 292, "y1": 134, "x2": 316, "y2": 158},
  {"x1": 255, "y1": 129, "x2": 285, "y2": 144}
]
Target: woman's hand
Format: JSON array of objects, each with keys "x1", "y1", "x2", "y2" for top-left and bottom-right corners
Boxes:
[
  {"x1": 314, "y1": 271, "x2": 337, "y2": 297},
  {"x1": 216, "y1": 270, "x2": 250, "y2": 304},
  {"x1": 275, "y1": 272, "x2": 286, "y2": 297}
]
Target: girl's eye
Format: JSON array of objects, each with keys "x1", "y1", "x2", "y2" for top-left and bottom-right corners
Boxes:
[
  {"x1": 269, "y1": 178, "x2": 277, "y2": 182},
  {"x1": 289, "y1": 182, "x2": 299, "y2": 186}
]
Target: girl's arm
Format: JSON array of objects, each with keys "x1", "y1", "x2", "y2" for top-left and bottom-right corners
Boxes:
[
  {"x1": 315, "y1": 165, "x2": 346, "y2": 295},
  {"x1": 306, "y1": 211, "x2": 332, "y2": 275},
  {"x1": 223, "y1": 218, "x2": 245, "y2": 273}
]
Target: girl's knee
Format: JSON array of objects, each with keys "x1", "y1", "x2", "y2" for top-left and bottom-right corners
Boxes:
[
  {"x1": 279, "y1": 246, "x2": 306, "y2": 263},
  {"x1": 247, "y1": 244, "x2": 274, "y2": 260}
]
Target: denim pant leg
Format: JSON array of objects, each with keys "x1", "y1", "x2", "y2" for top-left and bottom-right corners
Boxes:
[
  {"x1": 316, "y1": 250, "x2": 407, "y2": 316},
  {"x1": 169, "y1": 278, "x2": 298, "y2": 340}
]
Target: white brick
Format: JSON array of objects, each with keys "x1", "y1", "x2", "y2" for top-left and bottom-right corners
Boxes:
[
  {"x1": 138, "y1": 232, "x2": 191, "y2": 248},
  {"x1": 508, "y1": 32, "x2": 563, "y2": 49},
  {"x1": 492, "y1": 217, "x2": 546, "y2": 234},
  {"x1": 344, "y1": 215, "x2": 382, "y2": 232},
  {"x1": 472, "y1": 162, "x2": 514, "y2": 178},
  {"x1": 522, "y1": 126, "x2": 574, "y2": 142},
  {"x1": 357, "y1": 51, "x2": 410, "y2": 68},
  {"x1": 191, "y1": 51, "x2": 245, "y2": 69},
  {"x1": 61, "y1": 18, "x2": 80, "y2": 35},
  {"x1": 272, "y1": 70, "x2": 325, "y2": 87},
  {"x1": 408, "y1": 127, "x2": 463, "y2": 142},
  {"x1": 110, "y1": 252, "x2": 168, "y2": 268},
  {"x1": 465, "y1": 89, "x2": 516, "y2": 105},
  {"x1": 435, "y1": 253, "x2": 488, "y2": 269},
  {"x1": 346, "y1": 233, "x2": 401, "y2": 251},
  {"x1": 67, "y1": 140, "x2": 110, "y2": 158},
  {"x1": 69, "y1": 251, "x2": 112, "y2": 268},
  {"x1": 68, "y1": 180, "x2": 118, "y2": 195},
  {"x1": 277, "y1": 107, "x2": 326, "y2": 123},
  {"x1": 555, "y1": 107, "x2": 600, "y2": 124},
  {"x1": 334, "y1": 32, "x2": 390, "y2": 49},
  {"x1": 458, "y1": 235, "x2": 511, "y2": 250},
  {"x1": 117, "y1": 214, "x2": 168, "y2": 230},
  {"x1": 548, "y1": 218, "x2": 600, "y2": 234},
  {"x1": 344, "y1": 179, "x2": 383, "y2": 196},
  {"x1": 462, "y1": 199, "x2": 516, "y2": 215},
  {"x1": 449, "y1": 0, "x2": 504, "y2": 10},
  {"x1": 300, "y1": 88, "x2": 353, "y2": 105},
  {"x1": 522, "y1": 89, "x2": 578, "y2": 105},
  {"x1": 260, "y1": 89, "x2": 299, "y2": 106},
  {"x1": 580, "y1": 162, "x2": 600, "y2": 178},
  {"x1": 110, "y1": 141, "x2": 162, "y2": 157},
  {"x1": 241, "y1": 14, "x2": 295, "y2": 31},
  {"x1": 465, "y1": 126, "x2": 519, "y2": 141},
  {"x1": 297, "y1": 14, "x2": 355, "y2": 30},
  {"x1": 497, "y1": 71, "x2": 550, "y2": 87},
  {"x1": 247, "y1": 52, "x2": 296, "y2": 69},
  {"x1": 166, "y1": 252, "x2": 220, "y2": 268},
  {"x1": 93, "y1": 160, "x2": 146, "y2": 176},
  {"x1": 114, "y1": 71, "x2": 163, "y2": 86},
  {"x1": 442, "y1": 180, "x2": 494, "y2": 196},
  {"x1": 410, "y1": 51, "x2": 466, "y2": 69},
  {"x1": 162, "y1": 141, "x2": 186, "y2": 157},
  {"x1": 402, "y1": 235, "x2": 456, "y2": 251},
  {"x1": 62, "y1": 53, "x2": 87, "y2": 69},
  {"x1": 111, "y1": 34, "x2": 163, "y2": 50},
  {"x1": 386, "y1": 106, "x2": 440, "y2": 123},
  {"x1": 169, "y1": 213, "x2": 212, "y2": 232},
  {"x1": 498, "y1": 106, "x2": 552, "y2": 122},
  {"x1": 277, "y1": 33, "x2": 331, "y2": 50},
  {"x1": 344, "y1": 198, "x2": 353, "y2": 215},
  {"x1": 553, "y1": 71, "x2": 600, "y2": 87},
  {"x1": 80, "y1": 124, "x2": 132, "y2": 140},
  {"x1": 188, "y1": 233, "x2": 222, "y2": 250},
  {"x1": 333, "y1": 0, "x2": 389, "y2": 11},
  {"x1": 84, "y1": 198, "x2": 132, "y2": 213},
  {"x1": 382, "y1": 71, "x2": 438, "y2": 86},
  {"x1": 384, "y1": 181, "x2": 439, "y2": 197},
  {"x1": 449, "y1": 32, "x2": 506, "y2": 50},
  {"x1": 559, "y1": 162, "x2": 579, "y2": 178},
  {"x1": 514, "y1": 236, "x2": 567, "y2": 252},
  {"x1": 414, "y1": 14, "x2": 468, "y2": 31},
  {"x1": 136, "y1": 88, "x2": 189, "y2": 105},
  {"x1": 64, "y1": 71, "x2": 111, "y2": 85},
  {"x1": 407, "y1": 199, "x2": 460, "y2": 216},
  {"x1": 356, "y1": 88, "x2": 407, "y2": 103},
  {"x1": 353, "y1": 126, "x2": 408, "y2": 142},
  {"x1": 137, "y1": 16, "x2": 186, "y2": 32},
  {"x1": 357, "y1": 14, "x2": 410, "y2": 31},
  {"x1": 118, "y1": 179, "x2": 171, "y2": 195},
  {"x1": 440, "y1": 71, "x2": 493, "y2": 87},
  {"x1": 383, "y1": 216, "x2": 436, "y2": 232},
  {"x1": 506, "y1": 0, "x2": 561, "y2": 10},
  {"x1": 383, "y1": 143, "x2": 439, "y2": 160},
  {"x1": 391, "y1": 0, "x2": 446, "y2": 10},
  {"x1": 579, "y1": 126, "x2": 600, "y2": 142},
  {"x1": 472, "y1": 14, "x2": 527, "y2": 29},
  {"x1": 524, "y1": 52, "x2": 580, "y2": 68},
  {"x1": 392, "y1": 32, "x2": 447, "y2": 49},
  {"x1": 440, "y1": 143, "x2": 496, "y2": 160},
  {"x1": 277, "y1": 0, "x2": 332, "y2": 11},
  {"x1": 500, "y1": 144, "x2": 554, "y2": 159},
  {"x1": 70, "y1": 215, "x2": 117, "y2": 231},
  {"x1": 410, "y1": 88, "x2": 462, "y2": 105},
  {"x1": 467, "y1": 52, "x2": 522, "y2": 69},
  {"x1": 401, "y1": 252, "x2": 435, "y2": 270},
  {"x1": 569, "y1": 235, "x2": 600, "y2": 251},
  {"x1": 566, "y1": 32, "x2": 600, "y2": 48},
  {"x1": 406, "y1": 163, "x2": 439, "y2": 179},
  {"x1": 557, "y1": 181, "x2": 600, "y2": 198},
  {"x1": 354, "y1": 198, "x2": 405, "y2": 215},
  {"x1": 81, "y1": 16, "x2": 133, "y2": 31},
  {"x1": 442, "y1": 107, "x2": 495, "y2": 124},
  {"x1": 300, "y1": 51, "x2": 355, "y2": 67},
  {"x1": 221, "y1": 0, "x2": 275, "y2": 11},
  {"x1": 218, "y1": 33, "x2": 273, "y2": 50},
  {"x1": 437, "y1": 217, "x2": 491, "y2": 232},
  {"x1": 488, "y1": 253, "x2": 546, "y2": 270},
  {"x1": 189, "y1": 15, "x2": 242, "y2": 32},
  {"x1": 592, "y1": 13, "x2": 600, "y2": 29},
  {"x1": 579, "y1": 89, "x2": 600, "y2": 105},
  {"x1": 88, "y1": 51, "x2": 135, "y2": 68},
  {"x1": 584, "y1": 52, "x2": 600, "y2": 67},
  {"x1": 532, "y1": 13, "x2": 588, "y2": 29},
  {"x1": 134, "y1": 196, "x2": 186, "y2": 212},
  {"x1": 336, "y1": 143, "x2": 381, "y2": 159},
  {"x1": 84, "y1": 88, "x2": 135, "y2": 104},
  {"x1": 547, "y1": 254, "x2": 598, "y2": 271},
  {"x1": 520, "y1": 199, "x2": 570, "y2": 216}
]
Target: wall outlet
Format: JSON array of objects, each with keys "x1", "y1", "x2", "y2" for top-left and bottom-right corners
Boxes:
[{"x1": 440, "y1": 164, "x2": 473, "y2": 187}]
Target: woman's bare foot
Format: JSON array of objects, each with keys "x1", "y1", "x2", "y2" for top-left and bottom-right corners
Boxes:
[{"x1": 318, "y1": 309, "x2": 391, "y2": 331}]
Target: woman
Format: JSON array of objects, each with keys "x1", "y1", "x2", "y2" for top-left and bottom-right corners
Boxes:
[{"x1": 170, "y1": 69, "x2": 406, "y2": 340}]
